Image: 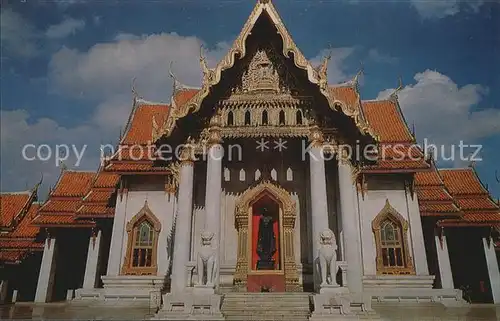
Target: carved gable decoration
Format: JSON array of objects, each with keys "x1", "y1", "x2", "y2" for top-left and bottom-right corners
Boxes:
[{"x1": 230, "y1": 45, "x2": 298, "y2": 96}]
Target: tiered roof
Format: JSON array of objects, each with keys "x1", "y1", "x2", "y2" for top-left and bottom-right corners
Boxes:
[
  {"x1": 437, "y1": 168, "x2": 500, "y2": 227},
  {"x1": 32, "y1": 170, "x2": 96, "y2": 227},
  {"x1": 360, "y1": 97, "x2": 429, "y2": 172},
  {"x1": 103, "y1": 98, "x2": 171, "y2": 173},
  {"x1": 0, "y1": 189, "x2": 43, "y2": 264},
  {"x1": 76, "y1": 170, "x2": 119, "y2": 219},
  {"x1": 415, "y1": 166, "x2": 461, "y2": 217}
]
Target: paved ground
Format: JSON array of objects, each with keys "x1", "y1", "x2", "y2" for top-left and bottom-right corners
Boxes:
[{"x1": 1, "y1": 302, "x2": 499, "y2": 320}]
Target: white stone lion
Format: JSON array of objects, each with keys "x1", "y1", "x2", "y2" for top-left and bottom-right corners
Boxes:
[
  {"x1": 197, "y1": 231, "x2": 217, "y2": 286},
  {"x1": 318, "y1": 229, "x2": 338, "y2": 286}
]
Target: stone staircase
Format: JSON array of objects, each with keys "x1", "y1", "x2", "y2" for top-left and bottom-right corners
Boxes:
[{"x1": 221, "y1": 292, "x2": 312, "y2": 321}]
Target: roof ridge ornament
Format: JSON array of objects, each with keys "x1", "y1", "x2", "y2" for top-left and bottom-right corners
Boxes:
[
  {"x1": 200, "y1": 45, "x2": 215, "y2": 85},
  {"x1": 317, "y1": 47, "x2": 332, "y2": 80},
  {"x1": 495, "y1": 170, "x2": 499, "y2": 183},
  {"x1": 31, "y1": 173, "x2": 43, "y2": 198},
  {"x1": 390, "y1": 76, "x2": 403, "y2": 99},
  {"x1": 352, "y1": 62, "x2": 364, "y2": 88},
  {"x1": 169, "y1": 61, "x2": 182, "y2": 94}
]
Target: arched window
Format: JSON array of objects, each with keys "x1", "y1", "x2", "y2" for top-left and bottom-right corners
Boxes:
[
  {"x1": 245, "y1": 110, "x2": 251, "y2": 125},
  {"x1": 279, "y1": 110, "x2": 286, "y2": 125},
  {"x1": 262, "y1": 110, "x2": 268, "y2": 125},
  {"x1": 296, "y1": 110, "x2": 303, "y2": 125},
  {"x1": 133, "y1": 221, "x2": 154, "y2": 267},
  {"x1": 372, "y1": 200, "x2": 414, "y2": 275},
  {"x1": 122, "y1": 201, "x2": 161, "y2": 275},
  {"x1": 380, "y1": 220, "x2": 404, "y2": 267},
  {"x1": 227, "y1": 111, "x2": 234, "y2": 126}
]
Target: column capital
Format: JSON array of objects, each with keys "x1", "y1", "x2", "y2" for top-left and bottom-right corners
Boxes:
[
  {"x1": 179, "y1": 145, "x2": 196, "y2": 166},
  {"x1": 308, "y1": 126, "x2": 324, "y2": 148}
]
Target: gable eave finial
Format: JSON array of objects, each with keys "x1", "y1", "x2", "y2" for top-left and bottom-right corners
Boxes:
[
  {"x1": 352, "y1": 61, "x2": 364, "y2": 89},
  {"x1": 495, "y1": 170, "x2": 499, "y2": 183},
  {"x1": 468, "y1": 155, "x2": 476, "y2": 169},
  {"x1": 317, "y1": 45, "x2": 332, "y2": 81},
  {"x1": 200, "y1": 45, "x2": 214, "y2": 85},
  {"x1": 59, "y1": 160, "x2": 67, "y2": 173},
  {"x1": 131, "y1": 77, "x2": 140, "y2": 104},
  {"x1": 169, "y1": 60, "x2": 180, "y2": 94},
  {"x1": 390, "y1": 76, "x2": 403, "y2": 99},
  {"x1": 32, "y1": 173, "x2": 43, "y2": 197}
]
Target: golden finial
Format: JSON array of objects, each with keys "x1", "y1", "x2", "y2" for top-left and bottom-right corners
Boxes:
[
  {"x1": 32, "y1": 173, "x2": 43, "y2": 194},
  {"x1": 390, "y1": 76, "x2": 403, "y2": 98},
  {"x1": 131, "y1": 77, "x2": 138, "y2": 100},
  {"x1": 317, "y1": 46, "x2": 332, "y2": 80},
  {"x1": 59, "y1": 160, "x2": 68, "y2": 172},
  {"x1": 468, "y1": 155, "x2": 476, "y2": 169},
  {"x1": 200, "y1": 45, "x2": 214, "y2": 84},
  {"x1": 169, "y1": 61, "x2": 180, "y2": 93},
  {"x1": 352, "y1": 62, "x2": 364, "y2": 87}
]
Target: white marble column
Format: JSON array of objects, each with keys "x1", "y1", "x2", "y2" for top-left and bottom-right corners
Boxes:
[
  {"x1": 204, "y1": 144, "x2": 223, "y2": 286},
  {"x1": 0, "y1": 280, "x2": 8, "y2": 304},
  {"x1": 205, "y1": 144, "x2": 222, "y2": 240},
  {"x1": 171, "y1": 160, "x2": 195, "y2": 294},
  {"x1": 106, "y1": 194, "x2": 127, "y2": 276},
  {"x1": 435, "y1": 234, "x2": 454, "y2": 289},
  {"x1": 35, "y1": 237, "x2": 57, "y2": 303},
  {"x1": 308, "y1": 146, "x2": 329, "y2": 289},
  {"x1": 483, "y1": 237, "x2": 500, "y2": 303},
  {"x1": 408, "y1": 196, "x2": 429, "y2": 275},
  {"x1": 83, "y1": 230, "x2": 102, "y2": 289},
  {"x1": 338, "y1": 161, "x2": 363, "y2": 293}
]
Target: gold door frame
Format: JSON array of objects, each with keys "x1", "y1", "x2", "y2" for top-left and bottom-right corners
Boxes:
[{"x1": 234, "y1": 180, "x2": 300, "y2": 291}]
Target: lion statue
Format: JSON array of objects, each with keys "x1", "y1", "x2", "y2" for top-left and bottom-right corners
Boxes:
[
  {"x1": 197, "y1": 231, "x2": 217, "y2": 286},
  {"x1": 318, "y1": 229, "x2": 338, "y2": 286}
]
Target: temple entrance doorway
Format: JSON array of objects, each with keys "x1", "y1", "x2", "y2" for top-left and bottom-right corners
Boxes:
[
  {"x1": 248, "y1": 195, "x2": 284, "y2": 292},
  {"x1": 234, "y1": 181, "x2": 300, "y2": 292}
]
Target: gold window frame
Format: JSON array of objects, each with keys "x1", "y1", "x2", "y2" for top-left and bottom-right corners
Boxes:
[
  {"x1": 121, "y1": 201, "x2": 161, "y2": 275},
  {"x1": 372, "y1": 200, "x2": 414, "y2": 275}
]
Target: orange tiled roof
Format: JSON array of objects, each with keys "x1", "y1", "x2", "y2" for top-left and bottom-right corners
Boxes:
[
  {"x1": 33, "y1": 170, "x2": 96, "y2": 227},
  {"x1": 174, "y1": 89, "x2": 199, "y2": 109},
  {"x1": 437, "y1": 168, "x2": 500, "y2": 227},
  {"x1": 76, "y1": 171, "x2": 118, "y2": 219},
  {"x1": 9, "y1": 203, "x2": 41, "y2": 238},
  {"x1": 0, "y1": 194, "x2": 43, "y2": 264},
  {"x1": 415, "y1": 167, "x2": 460, "y2": 217},
  {"x1": 360, "y1": 99, "x2": 428, "y2": 172},
  {"x1": 51, "y1": 171, "x2": 95, "y2": 197},
  {"x1": 328, "y1": 85, "x2": 359, "y2": 108},
  {"x1": 440, "y1": 168, "x2": 489, "y2": 196},
  {"x1": 121, "y1": 103, "x2": 170, "y2": 145},
  {"x1": 0, "y1": 192, "x2": 32, "y2": 227},
  {"x1": 362, "y1": 99, "x2": 414, "y2": 143},
  {"x1": 363, "y1": 143, "x2": 429, "y2": 172}
]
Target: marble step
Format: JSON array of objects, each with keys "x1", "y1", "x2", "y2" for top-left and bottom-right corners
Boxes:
[{"x1": 221, "y1": 292, "x2": 311, "y2": 321}]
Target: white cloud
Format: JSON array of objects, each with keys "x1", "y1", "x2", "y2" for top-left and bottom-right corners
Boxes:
[
  {"x1": 48, "y1": 33, "x2": 228, "y2": 101},
  {"x1": 1, "y1": 33, "x2": 228, "y2": 193},
  {"x1": 410, "y1": 0, "x2": 485, "y2": 19},
  {"x1": 0, "y1": 9, "x2": 39, "y2": 57},
  {"x1": 310, "y1": 47, "x2": 355, "y2": 84},
  {"x1": 45, "y1": 17, "x2": 86, "y2": 39},
  {"x1": 0, "y1": 109, "x2": 103, "y2": 196},
  {"x1": 377, "y1": 70, "x2": 500, "y2": 163}
]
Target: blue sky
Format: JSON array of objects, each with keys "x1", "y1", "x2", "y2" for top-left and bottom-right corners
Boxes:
[{"x1": 1, "y1": 0, "x2": 499, "y2": 198}]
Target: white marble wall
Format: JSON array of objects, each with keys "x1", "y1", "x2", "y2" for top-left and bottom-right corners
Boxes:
[
  {"x1": 106, "y1": 179, "x2": 176, "y2": 278},
  {"x1": 358, "y1": 175, "x2": 428, "y2": 277}
]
